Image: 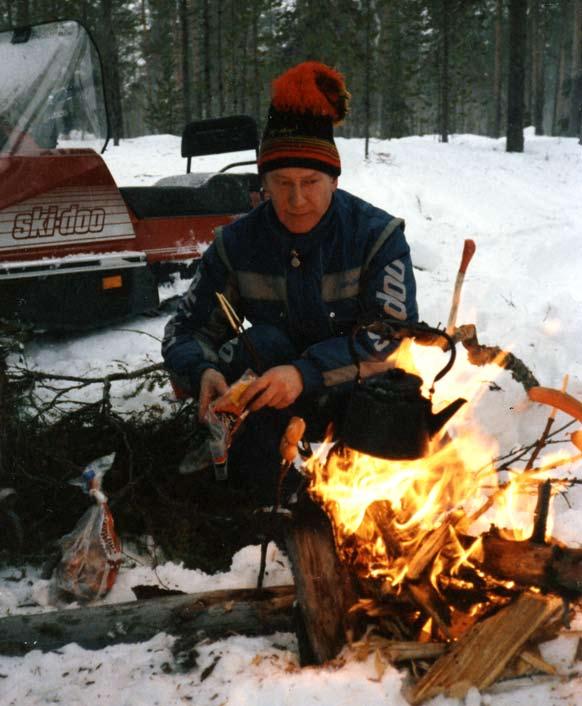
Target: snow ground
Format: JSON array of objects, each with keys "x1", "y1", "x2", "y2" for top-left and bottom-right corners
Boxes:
[{"x1": 1, "y1": 129, "x2": 582, "y2": 705}]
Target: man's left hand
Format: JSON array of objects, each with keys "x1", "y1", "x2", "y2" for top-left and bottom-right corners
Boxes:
[{"x1": 238, "y1": 365, "x2": 304, "y2": 412}]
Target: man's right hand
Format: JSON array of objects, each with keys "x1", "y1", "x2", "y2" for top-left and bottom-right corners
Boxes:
[{"x1": 198, "y1": 368, "x2": 228, "y2": 421}]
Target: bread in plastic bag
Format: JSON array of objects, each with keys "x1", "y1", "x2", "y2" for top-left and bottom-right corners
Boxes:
[{"x1": 53, "y1": 453, "x2": 122, "y2": 602}]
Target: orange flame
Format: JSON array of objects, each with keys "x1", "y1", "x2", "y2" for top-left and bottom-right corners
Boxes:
[{"x1": 304, "y1": 341, "x2": 563, "y2": 605}]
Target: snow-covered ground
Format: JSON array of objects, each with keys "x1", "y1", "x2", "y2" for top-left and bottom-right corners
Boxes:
[{"x1": 1, "y1": 129, "x2": 582, "y2": 705}]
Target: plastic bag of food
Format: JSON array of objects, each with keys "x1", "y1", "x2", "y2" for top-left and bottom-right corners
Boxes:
[
  {"x1": 53, "y1": 453, "x2": 122, "y2": 603},
  {"x1": 179, "y1": 369, "x2": 257, "y2": 479}
]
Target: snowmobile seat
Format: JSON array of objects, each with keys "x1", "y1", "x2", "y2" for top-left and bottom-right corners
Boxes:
[{"x1": 119, "y1": 173, "x2": 253, "y2": 219}]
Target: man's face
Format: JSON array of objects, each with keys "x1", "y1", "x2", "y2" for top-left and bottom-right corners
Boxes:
[{"x1": 263, "y1": 168, "x2": 338, "y2": 234}]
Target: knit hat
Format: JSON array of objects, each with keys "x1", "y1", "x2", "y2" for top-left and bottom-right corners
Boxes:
[{"x1": 258, "y1": 61, "x2": 350, "y2": 178}]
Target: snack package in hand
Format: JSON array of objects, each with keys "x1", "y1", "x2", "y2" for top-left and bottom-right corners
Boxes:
[
  {"x1": 53, "y1": 453, "x2": 122, "y2": 603},
  {"x1": 179, "y1": 370, "x2": 257, "y2": 479},
  {"x1": 207, "y1": 369, "x2": 257, "y2": 480}
]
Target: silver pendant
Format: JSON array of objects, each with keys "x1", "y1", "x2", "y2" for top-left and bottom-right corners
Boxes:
[{"x1": 291, "y1": 250, "x2": 301, "y2": 268}]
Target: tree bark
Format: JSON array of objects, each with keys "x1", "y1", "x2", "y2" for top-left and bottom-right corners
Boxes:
[
  {"x1": 552, "y1": 18, "x2": 567, "y2": 134},
  {"x1": 0, "y1": 585, "x2": 295, "y2": 656},
  {"x1": 570, "y1": 0, "x2": 582, "y2": 140},
  {"x1": 251, "y1": 0, "x2": 261, "y2": 124},
  {"x1": 531, "y1": 0, "x2": 546, "y2": 135},
  {"x1": 506, "y1": 0, "x2": 527, "y2": 152},
  {"x1": 284, "y1": 497, "x2": 361, "y2": 664},
  {"x1": 0, "y1": 348, "x2": 7, "y2": 478},
  {"x1": 493, "y1": 0, "x2": 504, "y2": 138},
  {"x1": 203, "y1": 0, "x2": 211, "y2": 118},
  {"x1": 180, "y1": 0, "x2": 192, "y2": 126},
  {"x1": 100, "y1": 0, "x2": 124, "y2": 145},
  {"x1": 15, "y1": 0, "x2": 29, "y2": 25},
  {"x1": 217, "y1": 0, "x2": 225, "y2": 116},
  {"x1": 364, "y1": 0, "x2": 371, "y2": 158},
  {"x1": 440, "y1": 0, "x2": 450, "y2": 143}
]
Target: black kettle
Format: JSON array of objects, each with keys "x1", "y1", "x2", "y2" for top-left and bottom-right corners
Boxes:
[{"x1": 339, "y1": 320, "x2": 466, "y2": 460}]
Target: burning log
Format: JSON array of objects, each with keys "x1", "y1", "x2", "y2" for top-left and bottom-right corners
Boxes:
[
  {"x1": 0, "y1": 585, "x2": 295, "y2": 656},
  {"x1": 474, "y1": 528, "x2": 582, "y2": 594},
  {"x1": 408, "y1": 592, "x2": 563, "y2": 703}
]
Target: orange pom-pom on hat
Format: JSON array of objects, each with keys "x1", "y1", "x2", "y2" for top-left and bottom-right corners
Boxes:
[
  {"x1": 258, "y1": 61, "x2": 350, "y2": 177},
  {"x1": 271, "y1": 61, "x2": 350, "y2": 124}
]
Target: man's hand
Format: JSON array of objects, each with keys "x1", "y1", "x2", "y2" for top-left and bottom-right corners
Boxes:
[
  {"x1": 199, "y1": 368, "x2": 228, "y2": 421},
  {"x1": 239, "y1": 365, "x2": 304, "y2": 412}
]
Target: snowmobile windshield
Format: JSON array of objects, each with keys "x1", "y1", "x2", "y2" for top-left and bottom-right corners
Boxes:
[{"x1": 0, "y1": 20, "x2": 108, "y2": 155}]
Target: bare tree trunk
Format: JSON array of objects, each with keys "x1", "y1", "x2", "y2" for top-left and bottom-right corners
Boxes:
[
  {"x1": 552, "y1": 19, "x2": 567, "y2": 135},
  {"x1": 100, "y1": 0, "x2": 124, "y2": 145},
  {"x1": 240, "y1": 13, "x2": 249, "y2": 114},
  {"x1": 180, "y1": 0, "x2": 192, "y2": 126},
  {"x1": 0, "y1": 350, "x2": 7, "y2": 479},
  {"x1": 525, "y1": 1, "x2": 534, "y2": 126},
  {"x1": 493, "y1": 0, "x2": 504, "y2": 137},
  {"x1": 203, "y1": 0, "x2": 211, "y2": 118},
  {"x1": 217, "y1": 0, "x2": 225, "y2": 116},
  {"x1": 252, "y1": 0, "x2": 260, "y2": 123},
  {"x1": 15, "y1": 0, "x2": 29, "y2": 25},
  {"x1": 570, "y1": 0, "x2": 582, "y2": 139},
  {"x1": 506, "y1": 0, "x2": 527, "y2": 152},
  {"x1": 440, "y1": 0, "x2": 450, "y2": 143},
  {"x1": 532, "y1": 0, "x2": 546, "y2": 135},
  {"x1": 364, "y1": 0, "x2": 371, "y2": 157},
  {"x1": 230, "y1": 0, "x2": 238, "y2": 112}
]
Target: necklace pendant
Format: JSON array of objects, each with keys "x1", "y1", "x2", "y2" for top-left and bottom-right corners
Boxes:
[{"x1": 291, "y1": 250, "x2": 301, "y2": 268}]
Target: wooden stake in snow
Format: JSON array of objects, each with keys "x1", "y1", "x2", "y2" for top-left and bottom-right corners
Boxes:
[{"x1": 446, "y1": 239, "x2": 476, "y2": 336}]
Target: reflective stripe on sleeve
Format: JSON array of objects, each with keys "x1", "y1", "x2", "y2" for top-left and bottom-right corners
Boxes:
[
  {"x1": 237, "y1": 271, "x2": 287, "y2": 301},
  {"x1": 321, "y1": 267, "x2": 361, "y2": 302}
]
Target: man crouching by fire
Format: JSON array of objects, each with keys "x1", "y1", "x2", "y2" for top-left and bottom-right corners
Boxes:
[{"x1": 162, "y1": 61, "x2": 418, "y2": 504}]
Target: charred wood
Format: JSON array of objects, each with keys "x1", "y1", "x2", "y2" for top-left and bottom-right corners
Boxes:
[
  {"x1": 530, "y1": 479, "x2": 552, "y2": 544},
  {"x1": 473, "y1": 528, "x2": 582, "y2": 594}
]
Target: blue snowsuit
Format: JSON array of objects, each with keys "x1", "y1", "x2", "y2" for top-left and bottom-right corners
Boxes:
[{"x1": 162, "y1": 189, "x2": 418, "y2": 500}]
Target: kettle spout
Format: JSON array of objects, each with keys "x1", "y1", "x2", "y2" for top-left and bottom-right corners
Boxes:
[{"x1": 429, "y1": 398, "x2": 466, "y2": 437}]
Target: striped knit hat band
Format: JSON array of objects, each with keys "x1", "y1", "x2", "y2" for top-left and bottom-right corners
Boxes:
[{"x1": 258, "y1": 61, "x2": 350, "y2": 178}]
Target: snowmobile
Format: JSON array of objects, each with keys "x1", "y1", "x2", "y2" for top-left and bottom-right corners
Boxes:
[{"x1": 0, "y1": 20, "x2": 260, "y2": 330}]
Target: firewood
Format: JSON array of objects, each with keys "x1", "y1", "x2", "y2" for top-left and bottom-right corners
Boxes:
[
  {"x1": 406, "y1": 518, "x2": 458, "y2": 581},
  {"x1": 499, "y1": 643, "x2": 557, "y2": 679},
  {"x1": 284, "y1": 496, "x2": 361, "y2": 664},
  {"x1": 530, "y1": 479, "x2": 552, "y2": 544},
  {"x1": 518, "y1": 648, "x2": 557, "y2": 675},
  {"x1": 359, "y1": 500, "x2": 401, "y2": 558},
  {"x1": 383, "y1": 640, "x2": 447, "y2": 663},
  {"x1": 407, "y1": 583, "x2": 451, "y2": 640},
  {"x1": 476, "y1": 529, "x2": 582, "y2": 593},
  {"x1": 0, "y1": 584, "x2": 295, "y2": 656},
  {"x1": 408, "y1": 592, "x2": 563, "y2": 704},
  {"x1": 349, "y1": 635, "x2": 447, "y2": 663}
]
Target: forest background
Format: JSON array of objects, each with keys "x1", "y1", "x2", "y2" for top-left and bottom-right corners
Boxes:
[{"x1": 1, "y1": 0, "x2": 581, "y2": 150}]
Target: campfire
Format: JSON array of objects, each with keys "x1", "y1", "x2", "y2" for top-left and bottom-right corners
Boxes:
[{"x1": 285, "y1": 339, "x2": 582, "y2": 703}]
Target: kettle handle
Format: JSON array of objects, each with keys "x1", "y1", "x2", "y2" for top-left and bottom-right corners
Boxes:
[{"x1": 348, "y1": 318, "x2": 457, "y2": 389}]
